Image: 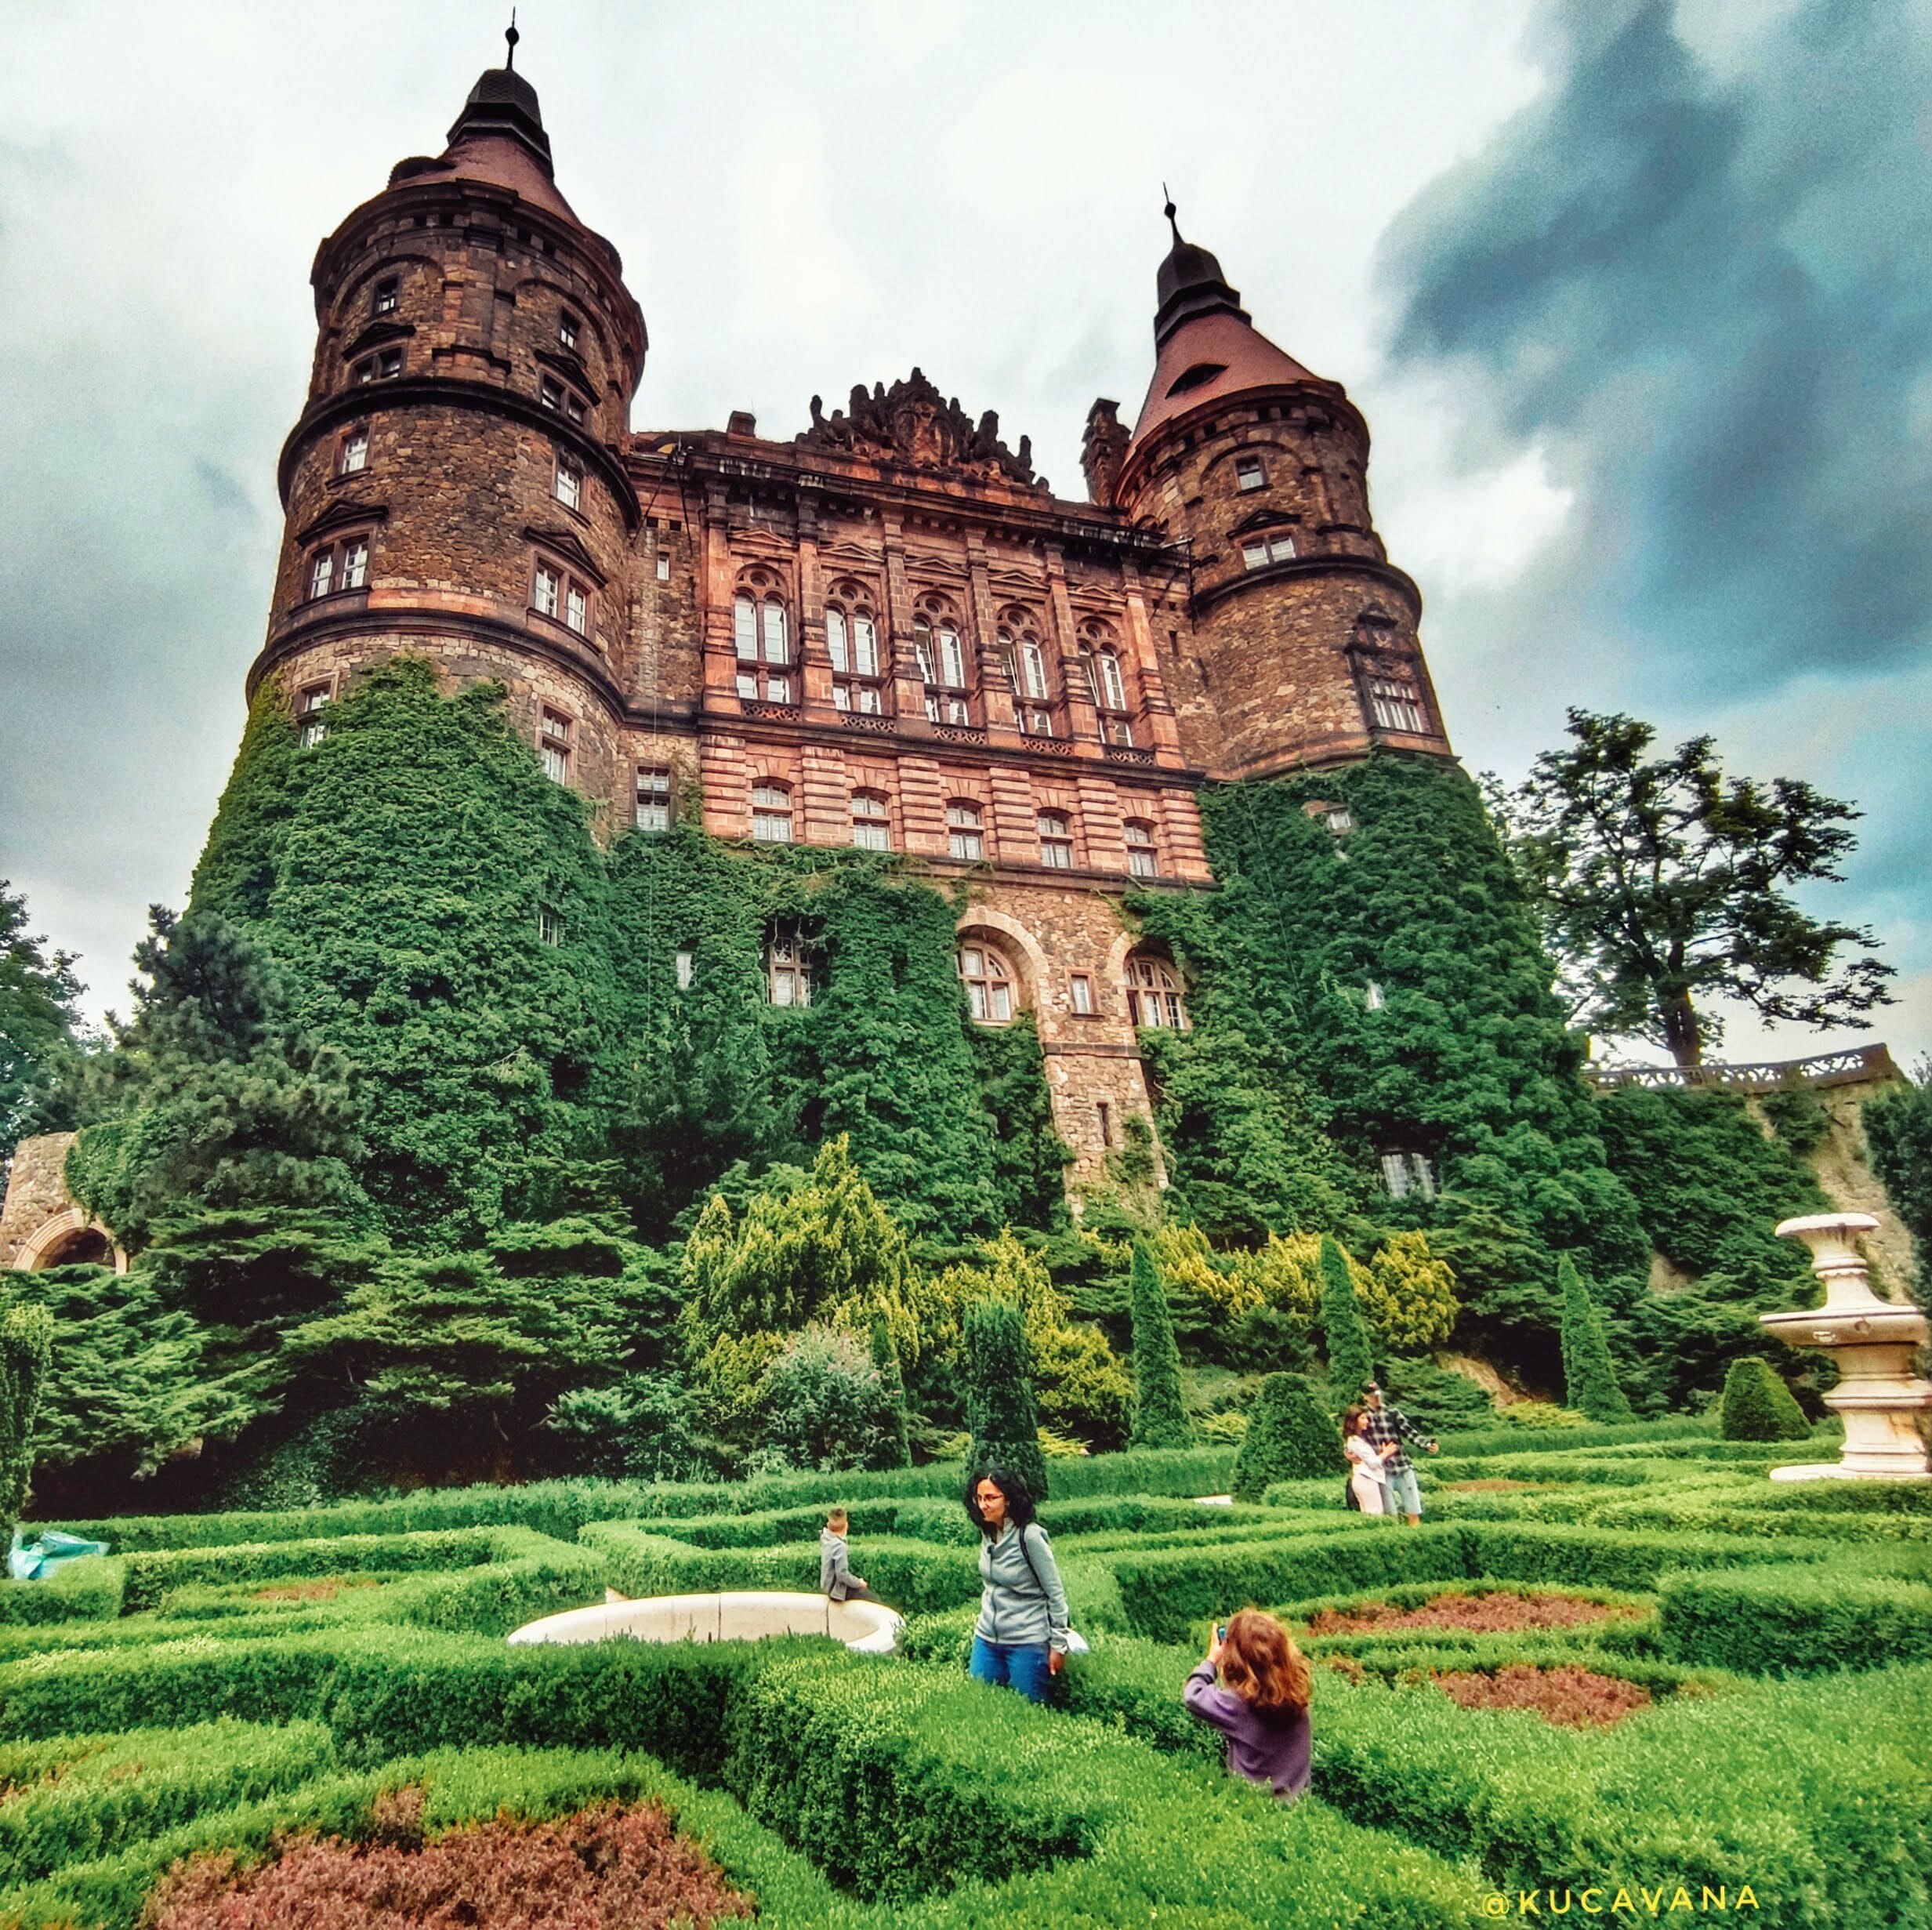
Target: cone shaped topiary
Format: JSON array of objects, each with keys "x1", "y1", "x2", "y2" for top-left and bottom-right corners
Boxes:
[
  {"x1": 1720, "y1": 1355, "x2": 1812, "y2": 1442},
  {"x1": 1129, "y1": 1239, "x2": 1194, "y2": 1448},
  {"x1": 964, "y1": 1297, "x2": 1048, "y2": 1499},
  {"x1": 868, "y1": 1316, "x2": 912, "y2": 1470},
  {"x1": 1319, "y1": 1235, "x2": 1375, "y2": 1410},
  {"x1": 1558, "y1": 1256, "x2": 1635, "y2": 1423},
  {"x1": 0, "y1": 1299, "x2": 53, "y2": 1554},
  {"x1": 1233, "y1": 1372, "x2": 1340, "y2": 1502}
]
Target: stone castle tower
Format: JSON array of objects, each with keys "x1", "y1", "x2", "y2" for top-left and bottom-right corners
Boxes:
[{"x1": 252, "y1": 45, "x2": 1455, "y2": 1194}]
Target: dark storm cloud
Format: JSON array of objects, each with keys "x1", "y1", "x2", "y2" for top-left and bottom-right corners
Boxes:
[{"x1": 1379, "y1": 0, "x2": 1932, "y2": 695}]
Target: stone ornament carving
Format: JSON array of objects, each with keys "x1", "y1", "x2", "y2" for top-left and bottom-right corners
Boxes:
[
  {"x1": 1761, "y1": 1212, "x2": 1930, "y2": 1482},
  {"x1": 799, "y1": 370, "x2": 1041, "y2": 488}
]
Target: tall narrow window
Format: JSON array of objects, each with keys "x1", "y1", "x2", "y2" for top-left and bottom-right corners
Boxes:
[
  {"x1": 767, "y1": 924, "x2": 816, "y2": 1007},
  {"x1": 1369, "y1": 677, "x2": 1426, "y2": 734},
  {"x1": 1365, "y1": 981, "x2": 1386, "y2": 1010},
  {"x1": 535, "y1": 564, "x2": 561, "y2": 619},
  {"x1": 734, "y1": 596, "x2": 759, "y2": 661},
  {"x1": 339, "y1": 539, "x2": 368, "y2": 591},
  {"x1": 297, "y1": 683, "x2": 332, "y2": 749},
  {"x1": 539, "y1": 375, "x2": 565, "y2": 412},
  {"x1": 1069, "y1": 972, "x2": 1094, "y2": 1015},
  {"x1": 339, "y1": 428, "x2": 369, "y2": 475},
  {"x1": 1038, "y1": 811, "x2": 1074, "y2": 869},
  {"x1": 558, "y1": 310, "x2": 580, "y2": 350},
  {"x1": 1124, "y1": 820, "x2": 1158, "y2": 879},
  {"x1": 913, "y1": 624, "x2": 936, "y2": 684},
  {"x1": 1096, "y1": 651, "x2": 1128, "y2": 712},
  {"x1": 308, "y1": 550, "x2": 334, "y2": 600},
  {"x1": 635, "y1": 766, "x2": 672, "y2": 832},
  {"x1": 1021, "y1": 638, "x2": 1048, "y2": 699},
  {"x1": 751, "y1": 781, "x2": 792, "y2": 843},
  {"x1": 761, "y1": 600, "x2": 788, "y2": 664},
  {"x1": 939, "y1": 626, "x2": 966, "y2": 688},
  {"x1": 1125, "y1": 953, "x2": 1187, "y2": 1029},
  {"x1": 852, "y1": 615, "x2": 879, "y2": 677},
  {"x1": 565, "y1": 584, "x2": 589, "y2": 635},
  {"x1": 850, "y1": 791, "x2": 890, "y2": 851},
  {"x1": 946, "y1": 801, "x2": 984, "y2": 861},
  {"x1": 555, "y1": 454, "x2": 583, "y2": 511},
  {"x1": 675, "y1": 949, "x2": 695, "y2": 990},
  {"x1": 1096, "y1": 1101, "x2": 1114, "y2": 1147},
  {"x1": 826, "y1": 608, "x2": 849, "y2": 672},
  {"x1": 538, "y1": 906, "x2": 564, "y2": 947},
  {"x1": 1234, "y1": 454, "x2": 1266, "y2": 492},
  {"x1": 372, "y1": 276, "x2": 398, "y2": 316},
  {"x1": 538, "y1": 709, "x2": 572, "y2": 784},
  {"x1": 958, "y1": 945, "x2": 1015, "y2": 1022}
]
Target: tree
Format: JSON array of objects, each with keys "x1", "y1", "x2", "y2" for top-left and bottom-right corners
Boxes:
[
  {"x1": 1357, "y1": 1232, "x2": 1460, "y2": 1350},
  {"x1": 868, "y1": 1317, "x2": 912, "y2": 1471},
  {"x1": 0, "y1": 1298, "x2": 53, "y2": 1550},
  {"x1": 0, "y1": 880, "x2": 89, "y2": 1166},
  {"x1": 963, "y1": 1298, "x2": 1047, "y2": 1500},
  {"x1": 1319, "y1": 1235, "x2": 1375, "y2": 1405},
  {"x1": 758, "y1": 1326, "x2": 901, "y2": 1474},
  {"x1": 1487, "y1": 710, "x2": 1892, "y2": 1066},
  {"x1": 1865, "y1": 1065, "x2": 1932, "y2": 1304},
  {"x1": 1557, "y1": 1256, "x2": 1633, "y2": 1423},
  {"x1": 1719, "y1": 1355, "x2": 1811, "y2": 1442},
  {"x1": 1233, "y1": 1373, "x2": 1338, "y2": 1501},
  {"x1": 1128, "y1": 1239, "x2": 1193, "y2": 1448}
]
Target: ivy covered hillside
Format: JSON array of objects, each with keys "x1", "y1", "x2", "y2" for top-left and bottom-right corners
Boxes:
[{"x1": 27, "y1": 662, "x2": 1887, "y2": 1507}]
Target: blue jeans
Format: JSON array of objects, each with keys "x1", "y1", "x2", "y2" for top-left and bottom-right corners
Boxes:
[
  {"x1": 1386, "y1": 1465, "x2": 1423, "y2": 1518},
  {"x1": 970, "y1": 1634, "x2": 1053, "y2": 1703}
]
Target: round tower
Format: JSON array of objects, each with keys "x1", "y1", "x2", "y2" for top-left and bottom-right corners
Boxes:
[
  {"x1": 252, "y1": 32, "x2": 647, "y2": 814},
  {"x1": 1093, "y1": 212, "x2": 1451, "y2": 781}
]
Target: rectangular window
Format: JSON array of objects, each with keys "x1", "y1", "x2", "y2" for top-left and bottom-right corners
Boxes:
[
  {"x1": 944, "y1": 696, "x2": 970, "y2": 725},
  {"x1": 946, "y1": 803, "x2": 984, "y2": 862},
  {"x1": 1269, "y1": 532, "x2": 1297, "y2": 562},
  {"x1": 1096, "y1": 1101, "x2": 1114, "y2": 1148},
  {"x1": 853, "y1": 618, "x2": 879, "y2": 678},
  {"x1": 826, "y1": 609, "x2": 849, "y2": 673},
  {"x1": 339, "y1": 539, "x2": 368, "y2": 591},
  {"x1": 1022, "y1": 641, "x2": 1048, "y2": 698},
  {"x1": 1241, "y1": 532, "x2": 1297, "y2": 568},
  {"x1": 538, "y1": 709, "x2": 572, "y2": 784},
  {"x1": 1069, "y1": 973, "x2": 1093, "y2": 1015},
  {"x1": 764, "y1": 674, "x2": 791, "y2": 704},
  {"x1": 832, "y1": 684, "x2": 852, "y2": 711},
  {"x1": 655, "y1": 553, "x2": 671, "y2": 582},
  {"x1": 1038, "y1": 813, "x2": 1074, "y2": 869},
  {"x1": 373, "y1": 276, "x2": 398, "y2": 316},
  {"x1": 736, "y1": 672, "x2": 758, "y2": 699},
  {"x1": 940, "y1": 629, "x2": 966, "y2": 687},
  {"x1": 761, "y1": 602, "x2": 788, "y2": 664},
  {"x1": 635, "y1": 765, "x2": 672, "y2": 832},
  {"x1": 857, "y1": 684, "x2": 882, "y2": 715},
  {"x1": 1235, "y1": 454, "x2": 1266, "y2": 491},
  {"x1": 309, "y1": 551, "x2": 334, "y2": 599},
  {"x1": 534, "y1": 564, "x2": 560, "y2": 618},
  {"x1": 851, "y1": 795, "x2": 890, "y2": 851},
  {"x1": 555, "y1": 455, "x2": 583, "y2": 511},
  {"x1": 538, "y1": 906, "x2": 563, "y2": 946},
  {"x1": 675, "y1": 949, "x2": 694, "y2": 990},
  {"x1": 356, "y1": 346, "x2": 402, "y2": 383},
  {"x1": 559, "y1": 311, "x2": 580, "y2": 350},
  {"x1": 339, "y1": 429, "x2": 369, "y2": 475},
  {"x1": 1365, "y1": 981, "x2": 1386, "y2": 1010},
  {"x1": 1379, "y1": 1152, "x2": 1437, "y2": 1201},
  {"x1": 539, "y1": 375, "x2": 564, "y2": 412},
  {"x1": 1125, "y1": 823, "x2": 1158, "y2": 879},
  {"x1": 297, "y1": 683, "x2": 331, "y2": 749},
  {"x1": 565, "y1": 583, "x2": 588, "y2": 635},
  {"x1": 1369, "y1": 678, "x2": 1426, "y2": 734}
]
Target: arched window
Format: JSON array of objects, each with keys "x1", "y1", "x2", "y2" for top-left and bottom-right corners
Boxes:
[
  {"x1": 828, "y1": 586, "x2": 885, "y2": 715},
  {"x1": 751, "y1": 780, "x2": 792, "y2": 843},
  {"x1": 1038, "y1": 811, "x2": 1074, "y2": 869},
  {"x1": 734, "y1": 595, "x2": 758, "y2": 661},
  {"x1": 999, "y1": 614, "x2": 1054, "y2": 738},
  {"x1": 1124, "y1": 820, "x2": 1158, "y2": 879},
  {"x1": 959, "y1": 943, "x2": 1016, "y2": 1023},
  {"x1": 734, "y1": 576, "x2": 795, "y2": 704},
  {"x1": 761, "y1": 600, "x2": 788, "y2": 664},
  {"x1": 850, "y1": 790, "x2": 890, "y2": 851},
  {"x1": 1078, "y1": 623, "x2": 1134, "y2": 745},
  {"x1": 1125, "y1": 952, "x2": 1187, "y2": 1029},
  {"x1": 915, "y1": 600, "x2": 970, "y2": 724},
  {"x1": 946, "y1": 800, "x2": 984, "y2": 861}
]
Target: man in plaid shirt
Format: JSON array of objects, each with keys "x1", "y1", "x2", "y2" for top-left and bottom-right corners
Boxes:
[{"x1": 1359, "y1": 1381, "x2": 1437, "y2": 1525}]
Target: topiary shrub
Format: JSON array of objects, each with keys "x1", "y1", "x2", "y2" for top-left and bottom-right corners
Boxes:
[
  {"x1": 1319, "y1": 1236, "x2": 1375, "y2": 1408},
  {"x1": 1127, "y1": 1241, "x2": 1192, "y2": 1449},
  {"x1": 1720, "y1": 1356, "x2": 1811, "y2": 1442},
  {"x1": 1558, "y1": 1256, "x2": 1635, "y2": 1423},
  {"x1": 0, "y1": 1300, "x2": 53, "y2": 1554},
  {"x1": 1232, "y1": 1373, "x2": 1339, "y2": 1502},
  {"x1": 963, "y1": 1300, "x2": 1047, "y2": 1500}
]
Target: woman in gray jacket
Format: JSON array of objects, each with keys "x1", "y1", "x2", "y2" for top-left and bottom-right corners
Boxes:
[{"x1": 965, "y1": 1467, "x2": 1070, "y2": 1703}]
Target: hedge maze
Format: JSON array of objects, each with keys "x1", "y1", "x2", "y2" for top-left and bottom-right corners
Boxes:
[{"x1": 0, "y1": 1428, "x2": 1926, "y2": 1928}]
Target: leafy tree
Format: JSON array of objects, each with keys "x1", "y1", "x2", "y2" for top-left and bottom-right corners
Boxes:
[
  {"x1": 0, "y1": 1297, "x2": 53, "y2": 1548},
  {"x1": 1865, "y1": 1065, "x2": 1932, "y2": 1303},
  {"x1": 963, "y1": 1297, "x2": 1047, "y2": 1500},
  {"x1": 1557, "y1": 1256, "x2": 1633, "y2": 1423},
  {"x1": 868, "y1": 1317, "x2": 912, "y2": 1470},
  {"x1": 1128, "y1": 1239, "x2": 1192, "y2": 1447},
  {"x1": 1487, "y1": 709, "x2": 1892, "y2": 1066},
  {"x1": 1357, "y1": 1232, "x2": 1460, "y2": 1349},
  {"x1": 758, "y1": 1325, "x2": 901, "y2": 1473},
  {"x1": 1233, "y1": 1373, "x2": 1338, "y2": 1500},
  {"x1": 0, "y1": 881, "x2": 89, "y2": 1166},
  {"x1": 1720, "y1": 1355, "x2": 1811, "y2": 1442},
  {"x1": 1318, "y1": 1235, "x2": 1375, "y2": 1403},
  {"x1": 549, "y1": 1370, "x2": 707, "y2": 1483},
  {"x1": 1028, "y1": 1320, "x2": 1133, "y2": 1451}
]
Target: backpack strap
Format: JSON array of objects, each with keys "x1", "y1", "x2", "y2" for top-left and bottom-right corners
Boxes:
[{"x1": 1016, "y1": 1521, "x2": 1049, "y2": 1599}]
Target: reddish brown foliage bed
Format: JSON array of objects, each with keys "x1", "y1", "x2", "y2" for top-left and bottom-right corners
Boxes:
[
  {"x1": 251, "y1": 1579, "x2": 381, "y2": 1603},
  {"x1": 1306, "y1": 1590, "x2": 1640, "y2": 1636},
  {"x1": 1429, "y1": 1663, "x2": 1654, "y2": 1727},
  {"x1": 1443, "y1": 1478, "x2": 1548, "y2": 1492},
  {"x1": 146, "y1": 1790, "x2": 756, "y2": 1930}
]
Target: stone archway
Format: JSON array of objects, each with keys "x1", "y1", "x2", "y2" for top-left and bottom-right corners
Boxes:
[{"x1": 11, "y1": 1208, "x2": 125, "y2": 1275}]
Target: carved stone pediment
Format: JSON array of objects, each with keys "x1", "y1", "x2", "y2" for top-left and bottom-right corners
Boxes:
[
  {"x1": 522, "y1": 524, "x2": 607, "y2": 587},
  {"x1": 796, "y1": 368, "x2": 1042, "y2": 488}
]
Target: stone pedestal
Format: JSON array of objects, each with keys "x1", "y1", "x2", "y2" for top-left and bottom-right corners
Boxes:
[{"x1": 1762, "y1": 1213, "x2": 1931, "y2": 1482}]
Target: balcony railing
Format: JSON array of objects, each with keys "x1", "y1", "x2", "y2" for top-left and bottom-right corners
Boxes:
[{"x1": 1586, "y1": 1043, "x2": 1898, "y2": 1094}]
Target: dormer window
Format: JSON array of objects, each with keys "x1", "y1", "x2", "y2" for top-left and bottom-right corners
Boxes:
[
  {"x1": 554, "y1": 452, "x2": 584, "y2": 511},
  {"x1": 372, "y1": 277, "x2": 398, "y2": 317},
  {"x1": 1241, "y1": 533, "x2": 1298, "y2": 568},
  {"x1": 533, "y1": 558, "x2": 594, "y2": 638},
  {"x1": 539, "y1": 374, "x2": 586, "y2": 424},
  {"x1": 559, "y1": 310, "x2": 580, "y2": 351},
  {"x1": 1369, "y1": 677, "x2": 1427, "y2": 734},
  {"x1": 354, "y1": 347, "x2": 403, "y2": 384},
  {"x1": 306, "y1": 535, "x2": 368, "y2": 600},
  {"x1": 1166, "y1": 361, "x2": 1227, "y2": 397}
]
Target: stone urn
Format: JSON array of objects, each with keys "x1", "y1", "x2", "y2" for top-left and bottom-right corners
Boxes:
[{"x1": 1760, "y1": 1213, "x2": 1931, "y2": 1482}]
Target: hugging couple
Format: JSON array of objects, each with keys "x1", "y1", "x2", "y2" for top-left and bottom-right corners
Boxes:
[{"x1": 1343, "y1": 1380, "x2": 1439, "y2": 1524}]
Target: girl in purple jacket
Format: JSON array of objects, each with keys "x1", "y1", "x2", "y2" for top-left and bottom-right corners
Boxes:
[{"x1": 1183, "y1": 1609, "x2": 1313, "y2": 1800}]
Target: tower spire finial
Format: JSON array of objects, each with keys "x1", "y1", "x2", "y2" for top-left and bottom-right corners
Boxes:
[
  {"x1": 1162, "y1": 183, "x2": 1181, "y2": 245},
  {"x1": 505, "y1": 8, "x2": 519, "y2": 70}
]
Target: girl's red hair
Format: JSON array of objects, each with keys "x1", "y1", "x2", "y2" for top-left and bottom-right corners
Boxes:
[{"x1": 1219, "y1": 1609, "x2": 1311, "y2": 1718}]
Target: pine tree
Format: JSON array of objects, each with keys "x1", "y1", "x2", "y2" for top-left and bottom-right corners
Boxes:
[
  {"x1": 0, "y1": 1299, "x2": 53, "y2": 1551},
  {"x1": 1129, "y1": 1239, "x2": 1194, "y2": 1448},
  {"x1": 868, "y1": 1316, "x2": 912, "y2": 1470},
  {"x1": 1720, "y1": 1356, "x2": 1811, "y2": 1442},
  {"x1": 1233, "y1": 1372, "x2": 1339, "y2": 1501},
  {"x1": 1319, "y1": 1235, "x2": 1375, "y2": 1408},
  {"x1": 963, "y1": 1298, "x2": 1047, "y2": 1500},
  {"x1": 1558, "y1": 1256, "x2": 1635, "y2": 1422}
]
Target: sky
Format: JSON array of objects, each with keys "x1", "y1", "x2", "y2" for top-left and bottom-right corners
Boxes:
[{"x1": 2, "y1": 0, "x2": 1926, "y2": 1070}]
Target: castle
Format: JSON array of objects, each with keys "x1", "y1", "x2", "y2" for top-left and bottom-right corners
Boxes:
[{"x1": 237, "y1": 42, "x2": 1452, "y2": 1195}]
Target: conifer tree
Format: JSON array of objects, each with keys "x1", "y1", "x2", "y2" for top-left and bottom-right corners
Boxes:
[
  {"x1": 1233, "y1": 1372, "x2": 1339, "y2": 1501},
  {"x1": 1319, "y1": 1235, "x2": 1375, "y2": 1408},
  {"x1": 1128, "y1": 1239, "x2": 1193, "y2": 1448},
  {"x1": 1558, "y1": 1255, "x2": 1634, "y2": 1422},
  {"x1": 963, "y1": 1298, "x2": 1047, "y2": 1500},
  {"x1": 0, "y1": 1298, "x2": 53, "y2": 1551},
  {"x1": 1720, "y1": 1356, "x2": 1811, "y2": 1442},
  {"x1": 868, "y1": 1316, "x2": 912, "y2": 1470}
]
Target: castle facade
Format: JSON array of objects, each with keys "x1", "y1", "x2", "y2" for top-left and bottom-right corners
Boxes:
[{"x1": 256, "y1": 52, "x2": 1452, "y2": 1190}]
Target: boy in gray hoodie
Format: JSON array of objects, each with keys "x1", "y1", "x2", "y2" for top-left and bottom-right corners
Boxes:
[{"x1": 818, "y1": 1508, "x2": 871, "y2": 1602}]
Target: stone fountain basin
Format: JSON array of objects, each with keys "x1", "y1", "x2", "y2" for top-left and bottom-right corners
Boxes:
[{"x1": 507, "y1": 1590, "x2": 903, "y2": 1654}]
